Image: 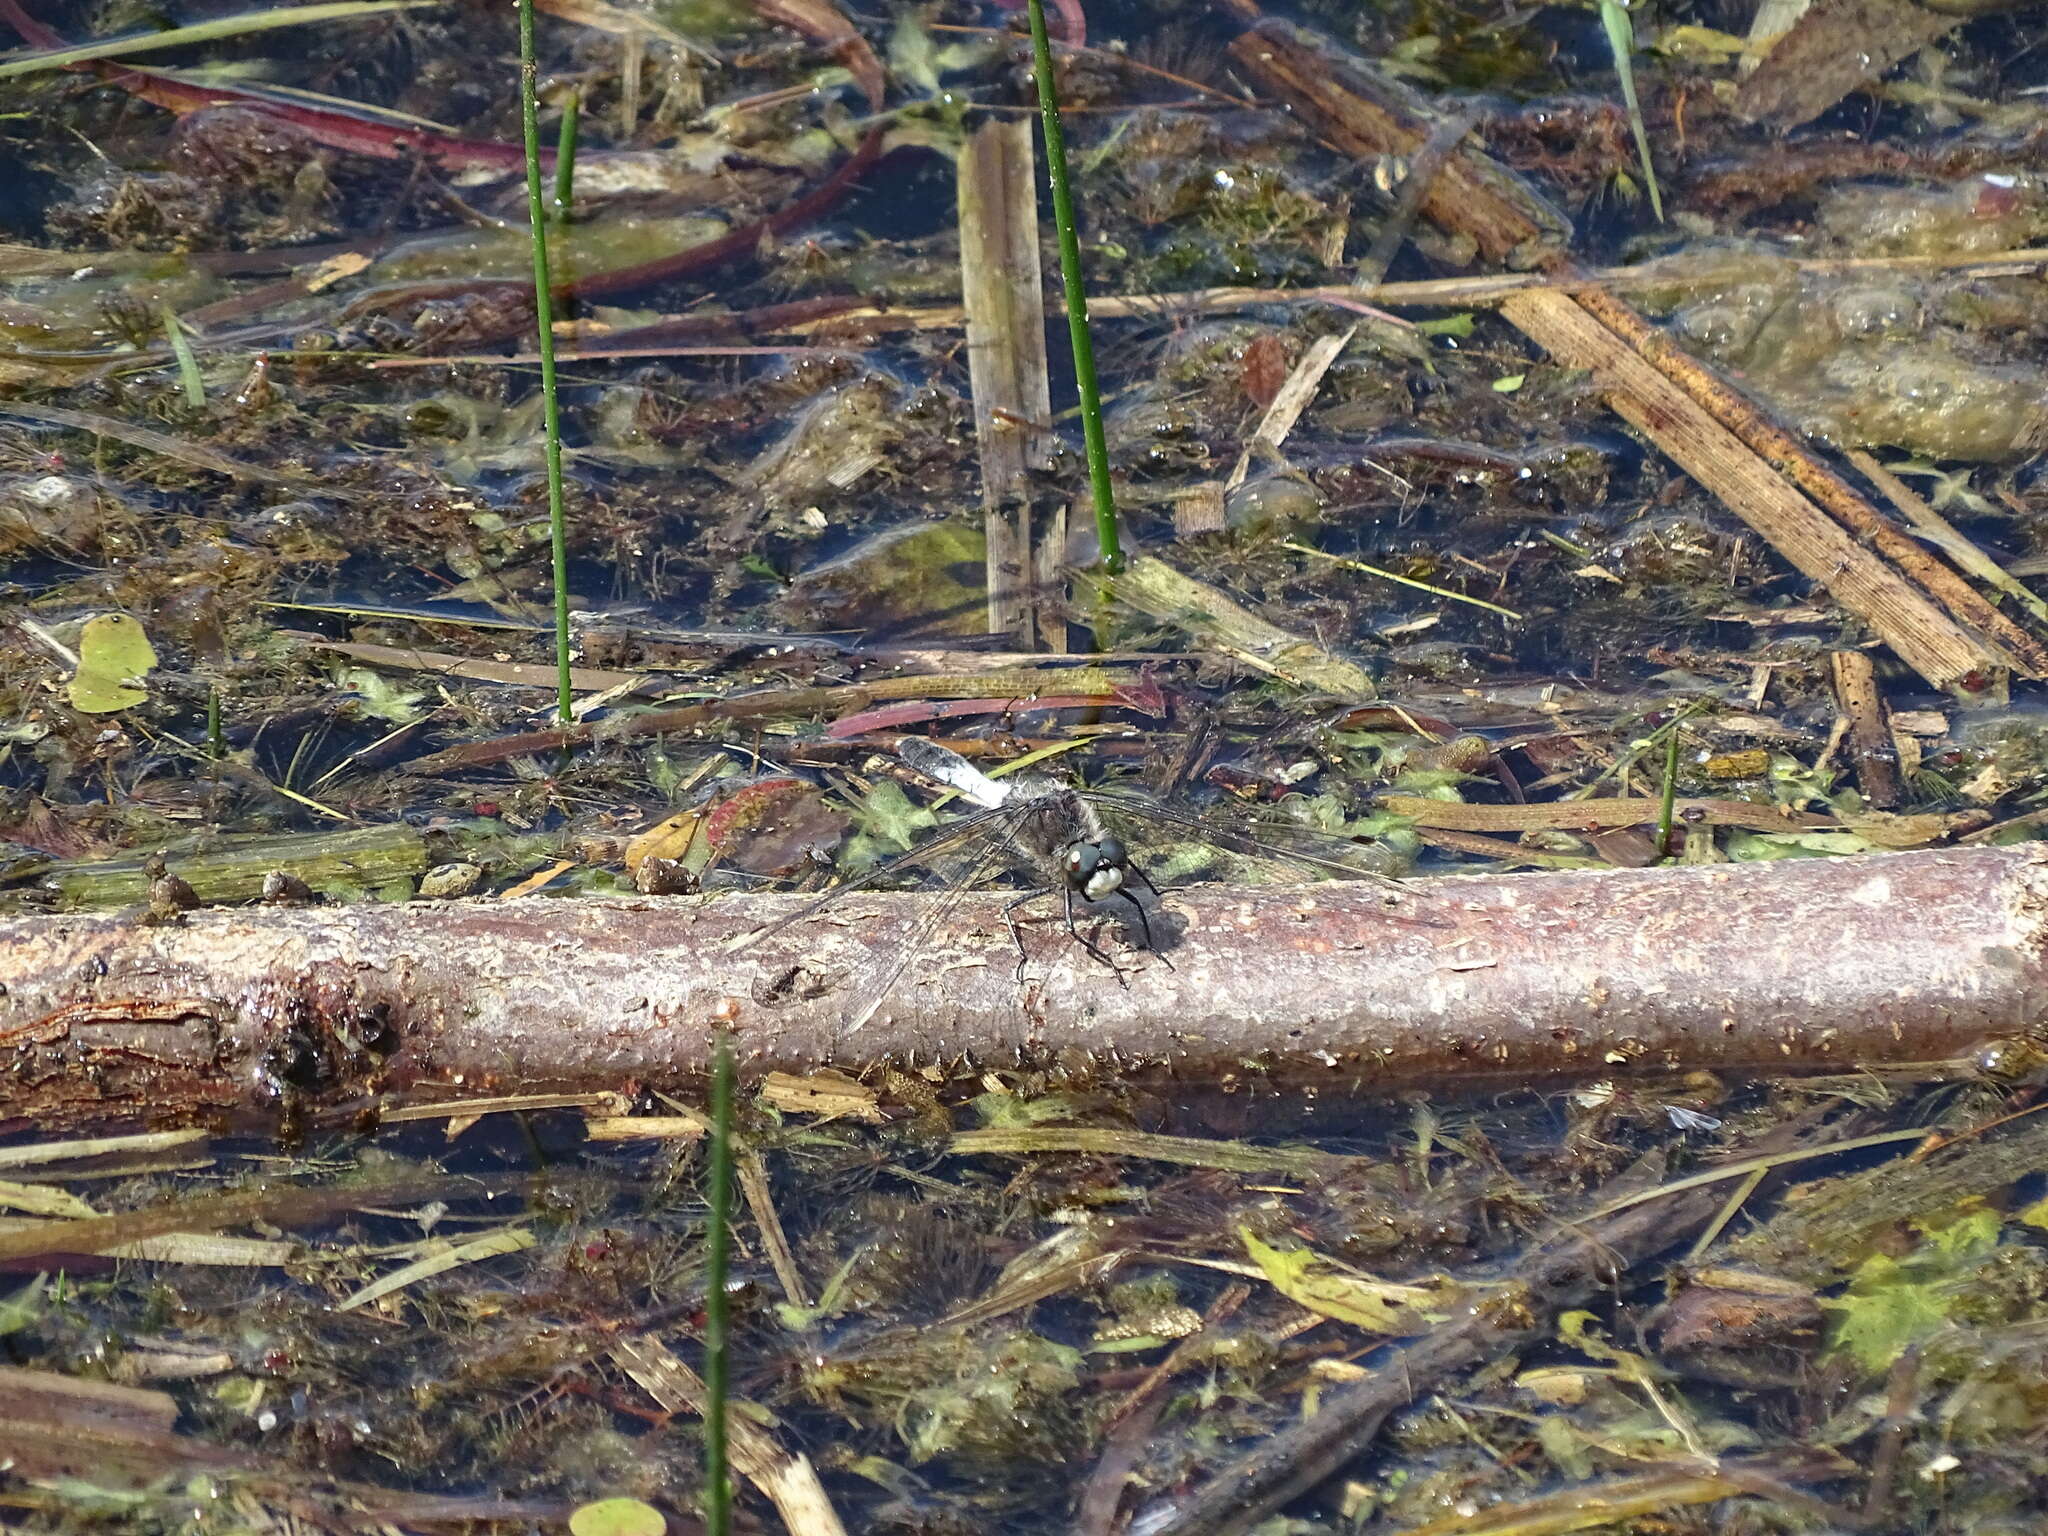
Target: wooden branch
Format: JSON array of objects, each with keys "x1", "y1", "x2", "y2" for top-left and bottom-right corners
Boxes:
[
  {"x1": 3, "y1": 846, "x2": 2038, "y2": 1128},
  {"x1": 1500, "y1": 288, "x2": 2006, "y2": 691},
  {"x1": 1570, "y1": 288, "x2": 2048, "y2": 678},
  {"x1": 1224, "y1": 21, "x2": 1566, "y2": 267}
]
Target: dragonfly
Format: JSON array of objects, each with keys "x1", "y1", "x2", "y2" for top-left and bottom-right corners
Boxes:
[{"x1": 731, "y1": 736, "x2": 1434, "y2": 1030}]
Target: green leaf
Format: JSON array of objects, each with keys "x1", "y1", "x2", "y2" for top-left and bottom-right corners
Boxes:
[
  {"x1": 1924, "y1": 1204, "x2": 2001, "y2": 1259},
  {"x1": 1088, "y1": 1333, "x2": 1173, "y2": 1354},
  {"x1": 1492, "y1": 373, "x2": 1526, "y2": 393},
  {"x1": 339, "y1": 667, "x2": 428, "y2": 726},
  {"x1": 1819, "y1": 1206, "x2": 2003, "y2": 1372},
  {"x1": 568, "y1": 1497, "x2": 666, "y2": 1536},
  {"x1": 1819, "y1": 1254, "x2": 1954, "y2": 1372},
  {"x1": 1414, "y1": 313, "x2": 1476, "y2": 339},
  {"x1": 67, "y1": 613, "x2": 158, "y2": 713},
  {"x1": 840, "y1": 779, "x2": 938, "y2": 872}
]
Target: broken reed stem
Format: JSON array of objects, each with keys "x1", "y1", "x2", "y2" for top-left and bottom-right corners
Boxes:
[
  {"x1": 516, "y1": 0, "x2": 574, "y2": 724},
  {"x1": 1502, "y1": 286, "x2": 2001, "y2": 692},
  {"x1": 703, "y1": 1031, "x2": 734, "y2": 1536},
  {"x1": 1570, "y1": 285, "x2": 2048, "y2": 681},
  {"x1": 958, "y1": 118, "x2": 1056, "y2": 643},
  {"x1": 1023, "y1": 0, "x2": 1121, "y2": 573}
]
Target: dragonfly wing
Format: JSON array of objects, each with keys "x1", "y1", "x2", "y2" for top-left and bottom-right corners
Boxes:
[
  {"x1": 1081, "y1": 790, "x2": 1427, "y2": 897},
  {"x1": 894, "y1": 736, "x2": 1011, "y2": 810},
  {"x1": 722, "y1": 802, "x2": 1019, "y2": 953},
  {"x1": 836, "y1": 827, "x2": 1020, "y2": 1032}
]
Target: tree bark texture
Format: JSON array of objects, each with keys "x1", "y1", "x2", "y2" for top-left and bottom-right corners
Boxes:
[{"x1": 3, "y1": 845, "x2": 2045, "y2": 1127}]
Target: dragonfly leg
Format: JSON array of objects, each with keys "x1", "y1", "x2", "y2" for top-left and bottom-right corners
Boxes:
[
  {"x1": 1006, "y1": 888, "x2": 1134, "y2": 984},
  {"x1": 1062, "y1": 885, "x2": 1129, "y2": 983},
  {"x1": 1113, "y1": 886, "x2": 1172, "y2": 969},
  {"x1": 1002, "y1": 887, "x2": 1048, "y2": 981}
]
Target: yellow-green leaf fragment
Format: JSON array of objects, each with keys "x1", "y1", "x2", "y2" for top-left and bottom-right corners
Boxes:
[
  {"x1": 67, "y1": 614, "x2": 158, "y2": 714},
  {"x1": 1239, "y1": 1227, "x2": 1456, "y2": 1333},
  {"x1": 336, "y1": 1226, "x2": 535, "y2": 1312},
  {"x1": 568, "y1": 1497, "x2": 666, "y2": 1536}
]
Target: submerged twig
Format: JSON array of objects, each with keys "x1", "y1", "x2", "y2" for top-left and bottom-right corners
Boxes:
[{"x1": 704, "y1": 1032, "x2": 735, "y2": 1535}]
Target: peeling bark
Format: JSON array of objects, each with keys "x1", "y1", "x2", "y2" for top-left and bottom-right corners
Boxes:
[{"x1": 3, "y1": 846, "x2": 2044, "y2": 1127}]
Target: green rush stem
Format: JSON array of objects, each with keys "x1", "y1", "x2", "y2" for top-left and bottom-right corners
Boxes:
[
  {"x1": 517, "y1": 0, "x2": 573, "y2": 723},
  {"x1": 552, "y1": 90, "x2": 579, "y2": 221},
  {"x1": 703, "y1": 1031, "x2": 735, "y2": 1536},
  {"x1": 1023, "y1": 0, "x2": 1121, "y2": 573},
  {"x1": 1656, "y1": 715, "x2": 1681, "y2": 859}
]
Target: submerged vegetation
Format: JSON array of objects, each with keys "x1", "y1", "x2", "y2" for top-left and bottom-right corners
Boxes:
[{"x1": 7, "y1": 0, "x2": 2048, "y2": 1525}]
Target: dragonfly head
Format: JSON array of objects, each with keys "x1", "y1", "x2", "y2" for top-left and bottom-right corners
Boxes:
[{"x1": 1066, "y1": 836, "x2": 1128, "y2": 902}]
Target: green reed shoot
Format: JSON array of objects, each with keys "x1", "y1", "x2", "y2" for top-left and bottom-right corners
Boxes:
[
  {"x1": 703, "y1": 1032, "x2": 735, "y2": 1536},
  {"x1": 1655, "y1": 713, "x2": 1681, "y2": 858},
  {"x1": 1599, "y1": 0, "x2": 1664, "y2": 223},
  {"x1": 552, "y1": 91, "x2": 579, "y2": 221},
  {"x1": 516, "y1": 0, "x2": 574, "y2": 723},
  {"x1": 162, "y1": 304, "x2": 205, "y2": 407},
  {"x1": 1022, "y1": 0, "x2": 1122, "y2": 572}
]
